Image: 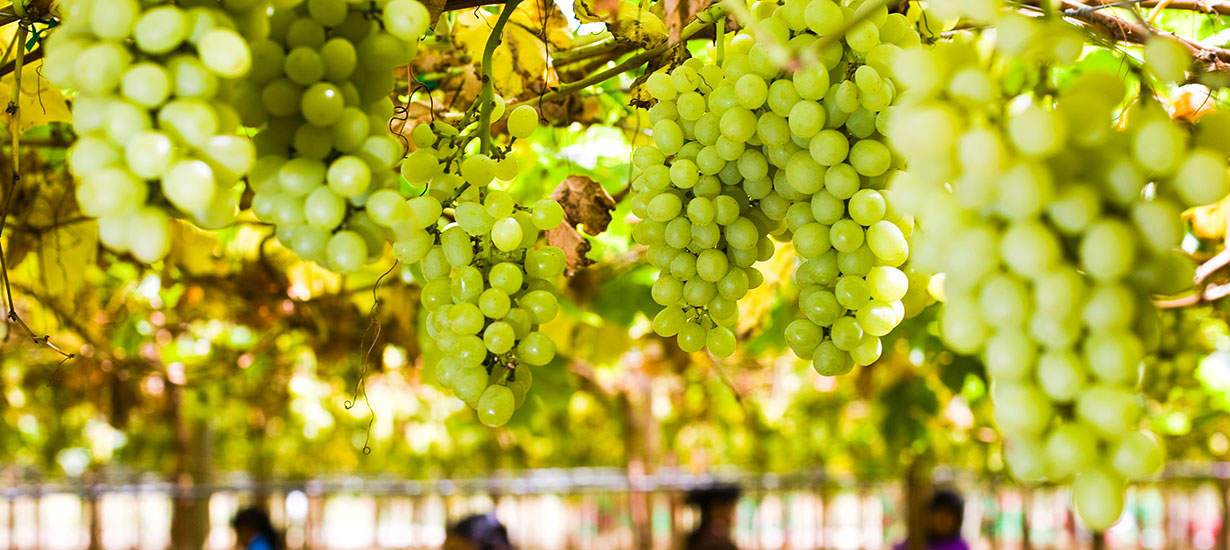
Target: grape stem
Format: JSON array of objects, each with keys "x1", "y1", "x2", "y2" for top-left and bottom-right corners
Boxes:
[
  {"x1": 0, "y1": 22, "x2": 73, "y2": 362},
  {"x1": 477, "y1": 0, "x2": 525, "y2": 157},
  {"x1": 520, "y1": 3, "x2": 729, "y2": 107}
]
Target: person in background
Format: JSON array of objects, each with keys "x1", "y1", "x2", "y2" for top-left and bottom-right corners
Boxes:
[
  {"x1": 231, "y1": 507, "x2": 280, "y2": 550},
  {"x1": 685, "y1": 483, "x2": 741, "y2": 550},
  {"x1": 444, "y1": 513, "x2": 513, "y2": 550},
  {"x1": 895, "y1": 488, "x2": 971, "y2": 550}
]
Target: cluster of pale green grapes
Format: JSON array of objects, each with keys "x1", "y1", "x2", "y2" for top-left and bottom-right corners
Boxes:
[
  {"x1": 242, "y1": 0, "x2": 430, "y2": 272},
  {"x1": 632, "y1": 0, "x2": 920, "y2": 371},
  {"x1": 887, "y1": 16, "x2": 1229, "y2": 529},
  {"x1": 399, "y1": 103, "x2": 565, "y2": 426},
  {"x1": 47, "y1": 0, "x2": 264, "y2": 262}
]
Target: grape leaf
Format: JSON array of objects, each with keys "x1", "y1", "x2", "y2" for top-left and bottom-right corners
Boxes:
[
  {"x1": 609, "y1": 3, "x2": 669, "y2": 48},
  {"x1": 551, "y1": 174, "x2": 616, "y2": 235},
  {"x1": 34, "y1": 219, "x2": 96, "y2": 300},
  {"x1": 165, "y1": 222, "x2": 223, "y2": 276},
  {"x1": 576, "y1": 0, "x2": 669, "y2": 48},
  {"x1": 510, "y1": 0, "x2": 573, "y2": 50},
  {"x1": 0, "y1": 60, "x2": 70, "y2": 132},
  {"x1": 453, "y1": 4, "x2": 564, "y2": 99},
  {"x1": 545, "y1": 222, "x2": 594, "y2": 274},
  {"x1": 574, "y1": 0, "x2": 620, "y2": 23}
]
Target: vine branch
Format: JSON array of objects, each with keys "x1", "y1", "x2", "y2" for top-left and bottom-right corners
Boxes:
[
  {"x1": 525, "y1": 3, "x2": 728, "y2": 107},
  {"x1": 1060, "y1": 0, "x2": 1230, "y2": 74},
  {"x1": 476, "y1": 0, "x2": 525, "y2": 156},
  {"x1": 0, "y1": 22, "x2": 72, "y2": 361},
  {"x1": 1084, "y1": 0, "x2": 1230, "y2": 14}
]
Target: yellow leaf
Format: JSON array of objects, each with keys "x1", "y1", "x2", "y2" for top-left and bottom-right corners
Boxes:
[
  {"x1": 0, "y1": 59, "x2": 71, "y2": 132},
  {"x1": 574, "y1": 0, "x2": 620, "y2": 23},
  {"x1": 510, "y1": 0, "x2": 573, "y2": 50},
  {"x1": 610, "y1": 3, "x2": 669, "y2": 49},
  {"x1": 36, "y1": 219, "x2": 97, "y2": 299},
  {"x1": 454, "y1": 6, "x2": 562, "y2": 99},
  {"x1": 166, "y1": 221, "x2": 223, "y2": 275}
]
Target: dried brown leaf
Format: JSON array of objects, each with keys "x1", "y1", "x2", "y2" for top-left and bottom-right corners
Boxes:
[
  {"x1": 551, "y1": 175, "x2": 616, "y2": 235},
  {"x1": 545, "y1": 223, "x2": 594, "y2": 275}
]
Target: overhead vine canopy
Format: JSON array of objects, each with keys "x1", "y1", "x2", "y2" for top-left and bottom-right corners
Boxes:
[{"x1": 3, "y1": 0, "x2": 1230, "y2": 534}]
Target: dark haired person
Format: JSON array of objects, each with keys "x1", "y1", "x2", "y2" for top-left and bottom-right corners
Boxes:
[
  {"x1": 444, "y1": 513, "x2": 513, "y2": 550},
  {"x1": 685, "y1": 483, "x2": 741, "y2": 550},
  {"x1": 894, "y1": 489, "x2": 971, "y2": 550},
  {"x1": 231, "y1": 507, "x2": 280, "y2": 550}
]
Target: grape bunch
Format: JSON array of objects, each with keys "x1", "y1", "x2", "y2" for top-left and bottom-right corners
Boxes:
[
  {"x1": 399, "y1": 100, "x2": 565, "y2": 426},
  {"x1": 241, "y1": 0, "x2": 430, "y2": 272},
  {"x1": 632, "y1": 0, "x2": 921, "y2": 371},
  {"x1": 887, "y1": 14, "x2": 1224, "y2": 529},
  {"x1": 46, "y1": 0, "x2": 264, "y2": 262}
]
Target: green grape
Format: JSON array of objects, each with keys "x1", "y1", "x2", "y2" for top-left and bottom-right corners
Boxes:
[
  {"x1": 447, "y1": 303, "x2": 484, "y2": 335},
  {"x1": 301, "y1": 82, "x2": 345, "y2": 126},
  {"x1": 531, "y1": 199, "x2": 565, "y2": 230},
  {"x1": 383, "y1": 0, "x2": 430, "y2": 41},
  {"x1": 517, "y1": 332, "x2": 556, "y2": 366},
  {"x1": 326, "y1": 156, "x2": 371, "y2": 197},
  {"x1": 393, "y1": 229, "x2": 433, "y2": 263},
  {"x1": 706, "y1": 327, "x2": 736, "y2": 357},
  {"x1": 677, "y1": 322, "x2": 706, "y2": 353},
  {"x1": 461, "y1": 155, "x2": 496, "y2": 186},
  {"x1": 454, "y1": 335, "x2": 487, "y2": 367},
  {"x1": 158, "y1": 99, "x2": 218, "y2": 147},
  {"x1": 452, "y1": 365, "x2": 488, "y2": 405},
  {"x1": 1110, "y1": 431, "x2": 1163, "y2": 479},
  {"x1": 1044, "y1": 423, "x2": 1099, "y2": 479},
  {"x1": 850, "y1": 334, "x2": 882, "y2": 366},
  {"x1": 304, "y1": 187, "x2": 346, "y2": 229},
  {"x1": 169, "y1": 55, "x2": 219, "y2": 99},
  {"x1": 646, "y1": 72, "x2": 677, "y2": 101},
  {"x1": 812, "y1": 341, "x2": 853, "y2": 376},
  {"x1": 492, "y1": 218, "x2": 524, "y2": 252},
  {"x1": 786, "y1": 319, "x2": 822, "y2": 356},
  {"x1": 483, "y1": 322, "x2": 516, "y2": 354},
  {"x1": 327, "y1": 230, "x2": 367, "y2": 272},
  {"x1": 401, "y1": 149, "x2": 441, "y2": 183},
  {"x1": 455, "y1": 202, "x2": 494, "y2": 236},
  {"x1": 134, "y1": 6, "x2": 190, "y2": 55},
  {"x1": 519, "y1": 290, "x2": 558, "y2": 324},
  {"x1": 490, "y1": 262, "x2": 524, "y2": 295},
  {"x1": 125, "y1": 131, "x2": 175, "y2": 180},
  {"x1": 1072, "y1": 468, "x2": 1125, "y2": 531},
  {"x1": 479, "y1": 288, "x2": 512, "y2": 319},
  {"x1": 508, "y1": 105, "x2": 539, "y2": 139},
  {"x1": 452, "y1": 266, "x2": 485, "y2": 304},
  {"x1": 788, "y1": 101, "x2": 825, "y2": 139},
  {"x1": 199, "y1": 29, "x2": 251, "y2": 78},
  {"x1": 127, "y1": 208, "x2": 171, "y2": 263},
  {"x1": 477, "y1": 385, "x2": 515, "y2": 426},
  {"x1": 366, "y1": 189, "x2": 411, "y2": 227},
  {"x1": 121, "y1": 63, "x2": 172, "y2": 108},
  {"x1": 162, "y1": 160, "x2": 217, "y2": 213}
]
